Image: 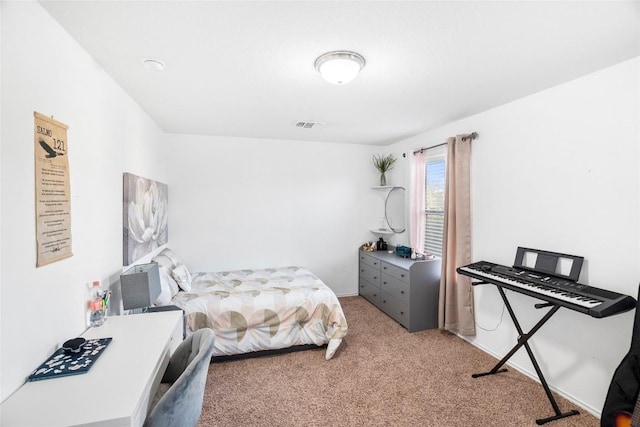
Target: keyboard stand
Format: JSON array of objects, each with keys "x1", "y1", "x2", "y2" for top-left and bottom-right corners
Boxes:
[{"x1": 471, "y1": 282, "x2": 580, "y2": 425}]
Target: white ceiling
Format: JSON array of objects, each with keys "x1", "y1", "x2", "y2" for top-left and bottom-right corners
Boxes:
[{"x1": 39, "y1": 1, "x2": 639, "y2": 146}]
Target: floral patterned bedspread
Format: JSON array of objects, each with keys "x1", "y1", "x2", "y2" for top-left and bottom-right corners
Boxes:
[{"x1": 170, "y1": 266, "x2": 348, "y2": 360}]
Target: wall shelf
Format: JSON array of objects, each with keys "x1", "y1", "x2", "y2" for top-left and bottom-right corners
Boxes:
[
  {"x1": 371, "y1": 186, "x2": 403, "y2": 190},
  {"x1": 370, "y1": 229, "x2": 394, "y2": 236},
  {"x1": 370, "y1": 185, "x2": 406, "y2": 234}
]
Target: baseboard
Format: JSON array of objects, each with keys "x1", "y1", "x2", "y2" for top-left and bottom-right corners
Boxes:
[
  {"x1": 336, "y1": 292, "x2": 359, "y2": 298},
  {"x1": 459, "y1": 335, "x2": 602, "y2": 418}
]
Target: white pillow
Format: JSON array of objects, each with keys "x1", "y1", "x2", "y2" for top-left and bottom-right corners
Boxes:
[
  {"x1": 171, "y1": 263, "x2": 192, "y2": 292},
  {"x1": 159, "y1": 265, "x2": 180, "y2": 298},
  {"x1": 152, "y1": 250, "x2": 176, "y2": 271},
  {"x1": 153, "y1": 279, "x2": 173, "y2": 306},
  {"x1": 160, "y1": 248, "x2": 181, "y2": 267}
]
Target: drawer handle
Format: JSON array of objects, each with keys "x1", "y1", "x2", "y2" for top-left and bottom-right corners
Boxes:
[
  {"x1": 383, "y1": 300, "x2": 387, "y2": 303},
  {"x1": 383, "y1": 281, "x2": 387, "y2": 285},
  {"x1": 383, "y1": 266, "x2": 387, "y2": 269},
  {"x1": 400, "y1": 311, "x2": 404, "y2": 315},
  {"x1": 373, "y1": 276, "x2": 377, "y2": 280},
  {"x1": 373, "y1": 294, "x2": 377, "y2": 297},
  {"x1": 401, "y1": 274, "x2": 405, "y2": 278},
  {"x1": 400, "y1": 291, "x2": 405, "y2": 294}
]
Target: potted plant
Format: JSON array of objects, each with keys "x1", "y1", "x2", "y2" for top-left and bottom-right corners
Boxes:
[{"x1": 372, "y1": 153, "x2": 397, "y2": 186}]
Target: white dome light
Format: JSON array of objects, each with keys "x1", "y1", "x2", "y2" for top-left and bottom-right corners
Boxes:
[
  {"x1": 314, "y1": 51, "x2": 365, "y2": 85},
  {"x1": 143, "y1": 59, "x2": 166, "y2": 72}
]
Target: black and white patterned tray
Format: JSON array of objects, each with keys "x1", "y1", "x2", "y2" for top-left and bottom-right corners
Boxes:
[{"x1": 27, "y1": 337, "x2": 112, "y2": 381}]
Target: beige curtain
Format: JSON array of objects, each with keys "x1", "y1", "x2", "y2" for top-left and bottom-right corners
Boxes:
[{"x1": 438, "y1": 134, "x2": 475, "y2": 336}]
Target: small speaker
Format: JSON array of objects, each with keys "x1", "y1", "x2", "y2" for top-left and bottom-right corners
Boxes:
[{"x1": 120, "y1": 262, "x2": 161, "y2": 310}]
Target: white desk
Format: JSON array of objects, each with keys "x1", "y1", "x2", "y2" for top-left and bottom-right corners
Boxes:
[{"x1": 1, "y1": 311, "x2": 183, "y2": 427}]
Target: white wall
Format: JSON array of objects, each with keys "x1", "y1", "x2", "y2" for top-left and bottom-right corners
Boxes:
[
  {"x1": 0, "y1": 1, "x2": 168, "y2": 400},
  {"x1": 0, "y1": 2, "x2": 4, "y2": 403},
  {"x1": 165, "y1": 134, "x2": 378, "y2": 296},
  {"x1": 2, "y1": 0, "x2": 637, "y2": 417},
  {"x1": 388, "y1": 57, "x2": 640, "y2": 415}
]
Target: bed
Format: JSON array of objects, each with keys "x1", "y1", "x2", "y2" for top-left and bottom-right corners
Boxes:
[{"x1": 150, "y1": 248, "x2": 348, "y2": 360}]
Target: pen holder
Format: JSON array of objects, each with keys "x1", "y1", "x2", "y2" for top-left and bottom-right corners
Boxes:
[{"x1": 87, "y1": 281, "x2": 109, "y2": 327}]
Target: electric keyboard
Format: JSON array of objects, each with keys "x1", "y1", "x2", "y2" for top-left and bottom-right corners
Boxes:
[
  {"x1": 457, "y1": 261, "x2": 636, "y2": 318},
  {"x1": 460, "y1": 248, "x2": 637, "y2": 424}
]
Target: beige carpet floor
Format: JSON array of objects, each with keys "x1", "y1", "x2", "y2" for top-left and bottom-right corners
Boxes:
[{"x1": 198, "y1": 296, "x2": 600, "y2": 426}]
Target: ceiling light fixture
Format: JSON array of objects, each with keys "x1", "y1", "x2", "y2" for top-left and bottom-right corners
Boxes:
[
  {"x1": 143, "y1": 59, "x2": 165, "y2": 72},
  {"x1": 314, "y1": 51, "x2": 365, "y2": 85}
]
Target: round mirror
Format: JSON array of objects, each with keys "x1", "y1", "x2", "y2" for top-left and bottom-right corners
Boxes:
[{"x1": 385, "y1": 187, "x2": 406, "y2": 233}]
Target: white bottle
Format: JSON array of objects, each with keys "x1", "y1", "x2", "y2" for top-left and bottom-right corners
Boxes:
[{"x1": 87, "y1": 280, "x2": 105, "y2": 327}]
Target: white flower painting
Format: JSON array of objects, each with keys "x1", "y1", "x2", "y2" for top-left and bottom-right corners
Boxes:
[{"x1": 123, "y1": 173, "x2": 168, "y2": 265}]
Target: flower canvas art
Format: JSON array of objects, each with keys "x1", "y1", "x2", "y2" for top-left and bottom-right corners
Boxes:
[{"x1": 123, "y1": 173, "x2": 168, "y2": 265}]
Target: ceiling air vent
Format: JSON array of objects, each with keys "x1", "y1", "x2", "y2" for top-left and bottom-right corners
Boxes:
[{"x1": 295, "y1": 121, "x2": 323, "y2": 129}]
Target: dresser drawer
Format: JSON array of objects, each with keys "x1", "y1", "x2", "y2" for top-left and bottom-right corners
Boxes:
[
  {"x1": 359, "y1": 252, "x2": 381, "y2": 269},
  {"x1": 381, "y1": 262, "x2": 409, "y2": 283},
  {"x1": 359, "y1": 279, "x2": 381, "y2": 306},
  {"x1": 381, "y1": 274, "x2": 410, "y2": 304},
  {"x1": 379, "y1": 294, "x2": 409, "y2": 328},
  {"x1": 359, "y1": 262, "x2": 381, "y2": 285}
]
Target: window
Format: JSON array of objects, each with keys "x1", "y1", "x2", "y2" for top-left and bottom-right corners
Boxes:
[{"x1": 424, "y1": 149, "x2": 446, "y2": 257}]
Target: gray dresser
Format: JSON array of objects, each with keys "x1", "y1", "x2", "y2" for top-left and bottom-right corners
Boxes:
[{"x1": 359, "y1": 248, "x2": 442, "y2": 332}]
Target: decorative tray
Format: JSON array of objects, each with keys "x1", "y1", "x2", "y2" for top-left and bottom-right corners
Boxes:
[{"x1": 27, "y1": 337, "x2": 112, "y2": 381}]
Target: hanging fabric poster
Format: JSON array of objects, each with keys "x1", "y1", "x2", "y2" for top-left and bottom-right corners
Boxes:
[{"x1": 34, "y1": 112, "x2": 73, "y2": 267}]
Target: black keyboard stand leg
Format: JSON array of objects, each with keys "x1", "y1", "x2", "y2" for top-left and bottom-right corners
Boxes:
[{"x1": 471, "y1": 287, "x2": 580, "y2": 425}]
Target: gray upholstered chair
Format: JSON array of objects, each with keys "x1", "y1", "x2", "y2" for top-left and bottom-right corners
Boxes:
[{"x1": 144, "y1": 328, "x2": 216, "y2": 427}]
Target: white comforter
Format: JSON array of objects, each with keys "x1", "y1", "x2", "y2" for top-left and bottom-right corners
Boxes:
[{"x1": 171, "y1": 266, "x2": 348, "y2": 360}]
